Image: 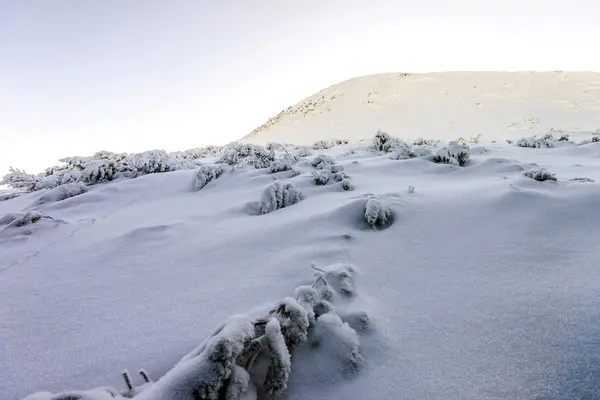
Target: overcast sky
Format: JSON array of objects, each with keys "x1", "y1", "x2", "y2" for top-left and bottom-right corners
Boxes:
[{"x1": 1, "y1": 0, "x2": 599, "y2": 175}]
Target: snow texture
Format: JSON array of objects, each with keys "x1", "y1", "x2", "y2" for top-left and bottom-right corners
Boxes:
[{"x1": 5, "y1": 128, "x2": 600, "y2": 400}]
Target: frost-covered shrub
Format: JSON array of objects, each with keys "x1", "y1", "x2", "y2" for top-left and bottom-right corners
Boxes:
[
  {"x1": 413, "y1": 138, "x2": 437, "y2": 146},
  {"x1": 557, "y1": 134, "x2": 570, "y2": 142},
  {"x1": 259, "y1": 181, "x2": 302, "y2": 214},
  {"x1": 311, "y1": 154, "x2": 335, "y2": 169},
  {"x1": 218, "y1": 143, "x2": 275, "y2": 169},
  {"x1": 592, "y1": 136, "x2": 600, "y2": 143},
  {"x1": 569, "y1": 177, "x2": 594, "y2": 183},
  {"x1": 312, "y1": 140, "x2": 331, "y2": 150},
  {"x1": 0, "y1": 192, "x2": 19, "y2": 201},
  {"x1": 516, "y1": 135, "x2": 555, "y2": 148},
  {"x1": 81, "y1": 160, "x2": 119, "y2": 184},
  {"x1": 295, "y1": 146, "x2": 313, "y2": 157},
  {"x1": 372, "y1": 131, "x2": 404, "y2": 152},
  {"x1": 127, "y1": 150, "x2": 174, "y2": 176},
  {"x1": 313, "y1": 169, "x2": 331, "y2": 185},
  {"x1": 0, "y1": 211, "x2": 46, "y2": 228},
  {"x1": 364, "y1": 199, "x2": 391, "y2": 227},
  {"x1": 35, "y1": 182, "x2": 88, "y2": 205},
  {"x1": 194, "y1": 164, "x2": 225, "y2": 191},
  {"x1": 268, "y1": 160, "x2": 294, "y2": 173},
  {"x1": 22, "y1": 264, "x2": 370, "y2": 400},
  {"x1": 0, "y1": 168, "x2": 40, "y2": 192},
  {"x1": 35, "y1": 169, "x2": 82, "y2": 190},
  {"x1": 432, "y1": 141, "x2": 470, "y2": 166},
  {"x1": 312, "y1": 164, "x2": 348, "y2": 186},
  {"x1": 340, "y1": 179, "x2": 355, "y2": 191},
  {"x1": 524, "y1": 168, "x2": 557, "y2": 182}
]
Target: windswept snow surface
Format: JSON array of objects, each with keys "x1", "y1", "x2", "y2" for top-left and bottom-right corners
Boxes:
[
  {"x1": 3, "y1": 135, "x2": 600, "y2": 399},
  {"x1": 243, "y1": 71, "x2": 600, "y2": 145}
]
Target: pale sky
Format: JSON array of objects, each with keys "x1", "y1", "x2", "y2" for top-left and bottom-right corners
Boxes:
[{"x1": 1, "y1": 0, "x2": 599, "y2": 175}]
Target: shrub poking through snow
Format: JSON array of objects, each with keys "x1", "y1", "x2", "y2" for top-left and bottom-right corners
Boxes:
[
  {"x1": 516, "y1": 135, "x2": 555, "y2": 148},
  {"x1": 364, "y1": 198, "x2": 391, "y2": 227},
  {"x1": 432, "y1": 141, "x2": 471, "y2": 166},
  {"x1": 372, "y1": 131, "x2": 404, "y2": 153},
  {"x1": 311, "y1": 139, "x2": 348, "y2": 150},
  {"x1": 592, "y1": 136, "x2": 600, "y2": 143},
  {"x1": 557, "y1": 134, "x2": 570, "y2": 142},
  {"x1": 569, "y1": 177, "x2": 595, "y2": 183},
  {"x1": 524, "y1": 168, "x2": 557, "y2": 182},
  {"x1": 312, "y1": 140, "x2": 332, "y2": 150},
  {"x1": 218, "y1": 142, "x2": 275, "y2": 169},
  {"x1": 313, "y1": 169, "x2": 331, "y2": 185},
  {"x1": 259, "y1": 181, "x2": 302, "y2": 214},
  {"x1": 23, "y1": 265, "x2": 369, "y2": 400},
  {"x1": 295, "y1": 146, "x2": 313, "y2": 157},
  {"x1": 193, "y1": 164, "x2": 225, "y2": 191},
  {"x1": 268, "y1": 160, "x2": 294, "y2": 173},
  {"x1": 35, "y1": 182, "x2": 88, "y2": 205},
  {"x1": 341, "y1": 179, "x2": 355, "y2": 191},
  {"x1": 312, "y1": 164, "x2": 349, "y2": 186},
  {"x1": 311, "y1": 154, "x2": 335, "y2": 169}
]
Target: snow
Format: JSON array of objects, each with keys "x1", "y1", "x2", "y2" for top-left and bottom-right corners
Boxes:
[
  {"x1": 3, "y1": 135, "x2": 600, "y2": 397},
  {"x1": 243, "y1": 71, "x2": 600, "y2": 145}
]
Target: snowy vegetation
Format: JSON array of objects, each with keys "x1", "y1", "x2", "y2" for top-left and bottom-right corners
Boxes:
[
  {"x1": 516, "y1": 134, "x2": 556, "y2": 148},
  {"x1": 22, "y1": 265, "x2": 368, "y2": 400},
  {"x1": 259, "y1": 181, "x2": 303, "y2": 214},
  {"x1": 364, "y1": 198, "x2": 392, "y2": 227},
  {"x1": 193, "y1": 165, "x2": 226, "y2": 191},
  {"x1": 523, "y1": 168, "x2": 557, "y2": 182},
  {"x1": 432, "y1": 141, "x2": 471, "y2": 166}
]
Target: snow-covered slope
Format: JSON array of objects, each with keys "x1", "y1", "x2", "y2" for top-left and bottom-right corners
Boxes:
[
  {"x1": 3, "y1": 133, "x2": 600, "y2": 399},
  {"x1": 242, "y1": 71, "x2": 600, "y2": 145}
]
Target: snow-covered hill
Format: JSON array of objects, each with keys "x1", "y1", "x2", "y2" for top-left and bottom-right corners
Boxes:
[
  {"x1": 242, "y1": 71, "x2": 600, "y2": 145},
  {"x1": 2, "y1": 132, "x2": 600, "y2": 400}
]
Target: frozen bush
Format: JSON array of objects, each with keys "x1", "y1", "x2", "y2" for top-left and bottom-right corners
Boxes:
[
  {"x1": 310, "y1": 313, "x2": 364, "y2": 377},
  {"x1": 432, "y1": 141, "x2": 470, "y2": 166},
  {"x1": 0, "y1": 168, "x2": 40, "y2": 192},
  {"x1": 0, "y1": 211, "x2": 48, "y2": 228},
  {"x1": 22, "y1": 264, "x2": 369, "y2": 400},
  {"x1": 193, "y1": 164, "x2": 225, "y2": 191},
  {"x1": 313, "y1": 169, "x2": 331, "y2": 185},
  {"x1": 364, "y1": 198, "x2": 391, "y2": 227},
  {"x1": 592, "y1": 136, "x2": 600, "y2": 143},
  {"x1": 128, "y1": 150, "x2": 174, "y2": 176},
  {"x1": 569, "y1": 177, "x2": 594, "y2": 183},
  {"x1": 259, "y1": 181, "x2": 302, "y2": 214},
  {"x1": 524, "y1": 168, "x2": 557, "y2": 182},
  {"x1": 340, "y1": 179, "x2": 355, "y2": 191},
  {"x1": 35, "y1": 169, "x2": 83, "y2": 190},
  {"x1": 268, "y1": 160, "x2": 293, "y2": 173},
  {"x1": 218, "y1": 143, "x2": 275, "y2": 169},
  {"x1": 516, "y1": 136, "x2": 555, "y2": 148},
  {"x1": 312, "y1": 140, "x2": 331, "y2": 150},
  {"x1": 295, "y1": 146, "x2": 313, "y2": 157},
  {"x1": 36, "y1": 182, "x2": 88, "y2": 205},
  {"x1": 372, "y1": 131, "x2": 407, "y2": 153},
  {"x1": 81, "y1": 160, "x2": 119, "y2": 184},
  {"x1": 311, "y1": 154, "x2": 335, "y2": 169},
  {"x1": 0, "y1": 192, "x2": 19, "y2": 201},
  {"x1": 557, "y1": 134, "x2": 570, "y2": 142}
]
